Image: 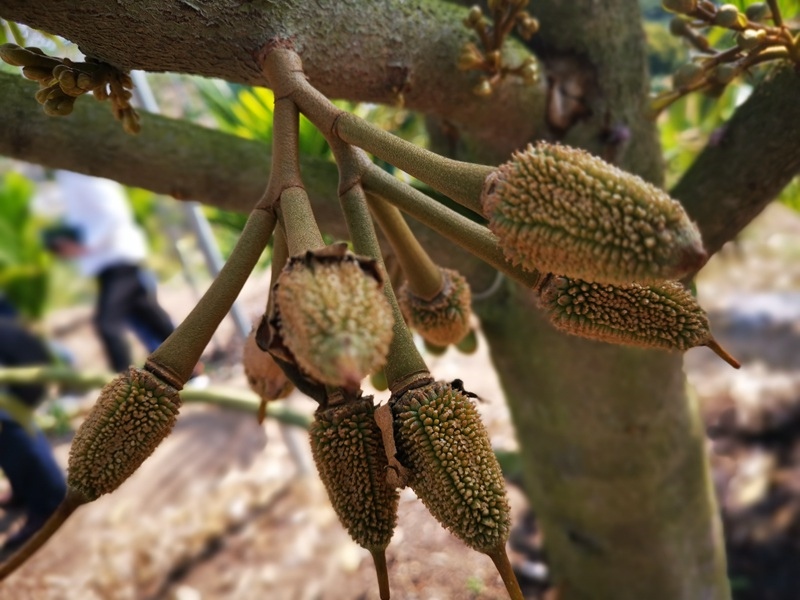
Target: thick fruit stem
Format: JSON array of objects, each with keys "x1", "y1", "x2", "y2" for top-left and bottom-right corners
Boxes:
[
  {"x1": 487, "y1": 544, "x2": 525, "y2": 600},
  {"x1": 367, "y1": 194, "x2": 442, "y2": 301},
  {"x1": 0, "y1": 489, "x2": 83, "y2": 580},
  {"x1": 149, "y1": 207, "x2": 276, "y2": 386},
  {"x1": 334, "y1": 111, "x2": 491, "y2": 215}
]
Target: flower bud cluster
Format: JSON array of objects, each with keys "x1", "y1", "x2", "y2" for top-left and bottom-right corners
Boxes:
[
  {"x1": 0, "y1": 43, "x2": 140, "y2": 133},
  {"x1": 652, "y1": 1, "x2": 797, "y2": 114}
]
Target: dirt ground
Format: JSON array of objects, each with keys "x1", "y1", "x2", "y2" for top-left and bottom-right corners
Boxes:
[{"x1": 2, "y1": 202, "x2": 800, "y2": 599}]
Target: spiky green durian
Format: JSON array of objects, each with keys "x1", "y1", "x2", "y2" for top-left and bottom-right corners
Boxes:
[
  {"x1": 310, "y1": 397, "x2": 399, "y2": 600},
  {"x1": 392, "y1": 381, "x2": 510, "y2": 554},
  {"x1": 274, "y1": 248, "x2": 394, "y2": 389},
  {"x1": 398, "y1": 268, "x2": 472, "y2": 347},
  {"x1": 537, "y1": 275, "x2": 739, "y2": 365},
  {"x1": 481, "y1": 142, "x2": 706, "y2": 285},
  {"x1": 68, "y1": 367, "x2": 181, "y2": 502}
]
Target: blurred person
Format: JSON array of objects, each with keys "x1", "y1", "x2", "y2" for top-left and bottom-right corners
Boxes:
[
  {"x1": 46, "y1": 171, "x2": 176, "y2": 373},
  {"x1": 0, "y1": 296, "x2": 67, "y2": 554}
]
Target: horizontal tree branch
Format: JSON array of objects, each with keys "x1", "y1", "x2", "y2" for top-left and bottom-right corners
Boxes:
[
  {"x1": 672, "y1": 65, "x2": 800, "y2": 255},
  {"x1": 0, "y1": 71, "x2": 333, "y2": 211},
  {"x1": 0, "y1": 366, "x2": 312, "y2": 428},
  {"x1": 0, "y1": 70, "x2": 501, "y2": 290},
  {"x1": 0, "y1": 0, "x2": 546, "y2": 159}
]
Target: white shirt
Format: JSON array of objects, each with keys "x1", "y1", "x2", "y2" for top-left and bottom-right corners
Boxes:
[{"x1": 55, "y1": 171, "x2": 148, "y2": 277}]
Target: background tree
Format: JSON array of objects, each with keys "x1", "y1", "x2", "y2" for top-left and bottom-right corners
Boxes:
[{"x1": 0, "y1": 1, "x2": 798, "y2": 599}]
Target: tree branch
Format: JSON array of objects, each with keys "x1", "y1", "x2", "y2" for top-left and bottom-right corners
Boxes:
[
  {"x1": 672, "y1": 65, "x2": 800, "y2": 256},
  {"x1": 0, "y1": 71, "x2": 336, "y2": 212},
  {"x1": 0, "y1": 0, "x2": 546, "y2": 158}
]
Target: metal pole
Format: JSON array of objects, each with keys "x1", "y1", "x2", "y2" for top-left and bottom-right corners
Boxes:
[
  {"x1": 130, "y1": 70, "x2": 251, "y2": 340},
  {"x1": 130, "y1": 71, "x2": 310, "y2": 475}
]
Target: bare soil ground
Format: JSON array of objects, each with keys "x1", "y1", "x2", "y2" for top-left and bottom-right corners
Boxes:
[{"x1": 3, "y1": 203, "x2": 800, "y2": 600}]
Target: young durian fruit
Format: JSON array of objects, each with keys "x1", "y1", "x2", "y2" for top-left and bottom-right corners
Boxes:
[
  {"x1": 0, "y1": 367, "x2": 181, "y2": 579},
  {"x1": 273, "y1": 246, "x2": 394, "y2": 390},
  {"x1": 68, "y1": 367, "x2": 182, "y2": 502},
  {"x1": 391, "y1": 381, "x2": 522, "y2": 599},
  {"x1": 537, "y1": 275, "x2": 740, "y2": 367},
  {"x1": 310, "y1": 396, "x2": 399, "y2": 600},
  {"x1": 242, "y1": 327, "x2": 294, "y2": 423},
  {"x1": 481, "y1": 142, "x2": 707, "y2": 285},
  {"x1": 398, "y1": 267, "x2": 472, "y2": 347}
]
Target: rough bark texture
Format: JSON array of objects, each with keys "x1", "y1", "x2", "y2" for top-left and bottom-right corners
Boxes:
[
  {"x1": 1, "y1": 1, "x2": 796, "y2": 598},
  {"x1": 672, "y1": 65, "x2": 800, "y2": 255},
  {"x1": 0, "y1": 0, "x2": 546, "y2": 161},
  {"x1": 479, "y1": 285, "x2": 726, "y2": 599},
  {"x1": 472, "y1": 2, "x2": 730, "y2": 598}
]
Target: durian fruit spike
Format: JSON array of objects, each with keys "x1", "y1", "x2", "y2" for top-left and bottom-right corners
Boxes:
[
  {"x1": 242, "y1": 327, "x2": 294, "y2": 424},
  {"x1": 310, "y1": 396, "x2": 399, "y2": 600},
  {"x1": 537, "y1": 274, "x2": 741, "y2": 368},
  {"x1": 391, "y1": 381, "x2": 523, "y2": 600},
  {"x1": 0, "y1": 367, "x2": 181, "y2": 580},
  {"x1": 273, "y1": 245, "x2": 395, "y2": 390},
  {"x1": 398, "y1": 268, "x2": 473, "y2": 347},
  {"x1": 482, "y1": 142, "x2": 707, "y2": 286}
]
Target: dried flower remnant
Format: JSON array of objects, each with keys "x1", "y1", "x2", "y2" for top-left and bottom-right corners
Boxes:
[
  {"x1": 482, "y1": 142, "x2": 706, "y2": 285},
  {"x1": 398, "y1": 268, "x2": 472, "y2": 347},
  {"x1": 537, "y1": 275, "x2": 740, "y2": 367},
  {"x1": 310, "y1": 397, "x2": 398, "y2": 599},
  {"x1": 273, "y1": 248, "x2": 394, "y2": 389},
  {"x1": 242, "y1": 328, "x2": 294, "y2": 423}
]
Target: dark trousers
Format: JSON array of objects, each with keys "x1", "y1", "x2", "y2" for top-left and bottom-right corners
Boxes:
[
  {"x1": 0, "y1": 413, "x2": 66, "y2": 518},
  {"x1": 94, "y1": 264, "x2": 175, "y2": 372}
]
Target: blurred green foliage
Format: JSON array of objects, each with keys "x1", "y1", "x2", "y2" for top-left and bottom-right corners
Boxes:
[
  {"x1": 644, "y1": 20, "x2": 688, "y2": 76},
  {"x1": 0, "y1": 172, "x2": 52, "y2": 320}
]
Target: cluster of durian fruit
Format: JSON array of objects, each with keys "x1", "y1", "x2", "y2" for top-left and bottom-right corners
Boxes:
[
  {"x1": 0, "y1": 42, "x2": 741, "y2": 600},
  {"x1": 242, "y1": 241, "x2": 517, "y2": 599},
  {"x1": 234, "y1": 142, "x2": 739, "y2": 598}
]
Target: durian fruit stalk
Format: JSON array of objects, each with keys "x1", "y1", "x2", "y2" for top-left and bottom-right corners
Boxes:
[
  {"x1": 0, "y1": 367, "x2": 181, "y2": 580},
  {"x1": 310, "y1": 396, "x2": 399, "y2": 600},
  {"x1": 273, "y1": 245, "x2": 395, "y2": 390},
  {"x1": 481, "y1": 142, "x2": 707, "y2": 285},
  {"x1": 537, "y1": 274, "x2": 740, "y2": 367},
  {"x1": 391, "y1": 381, "x2": 523, "y2": 600}
]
